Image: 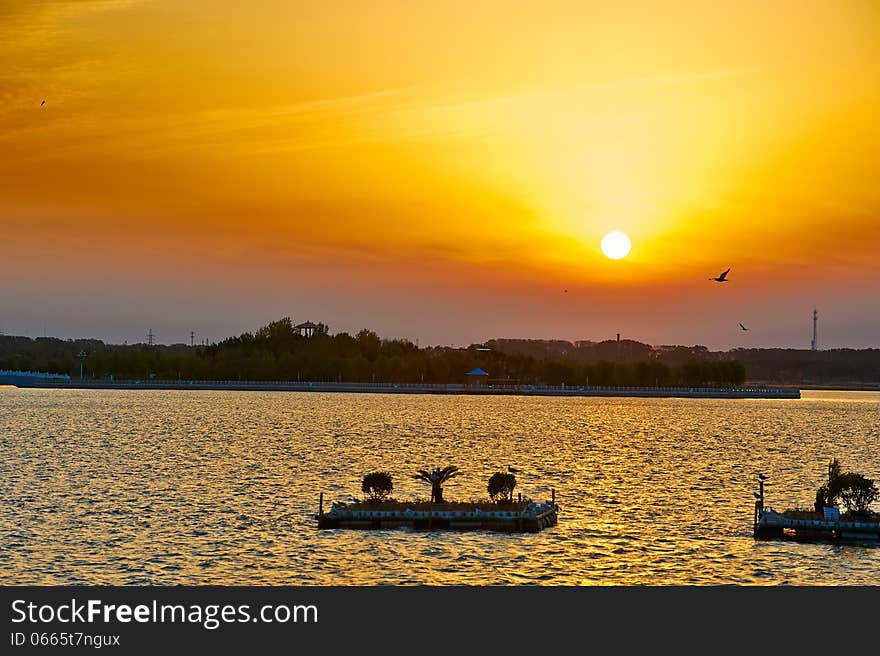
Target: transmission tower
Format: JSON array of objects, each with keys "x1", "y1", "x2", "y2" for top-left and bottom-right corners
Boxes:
[
  {"x1": 810, "y1": 309, "x2": 818, "y2": 351},
  {"x1": 147, "y1": 329, "x2": 154, "y2": 347}
]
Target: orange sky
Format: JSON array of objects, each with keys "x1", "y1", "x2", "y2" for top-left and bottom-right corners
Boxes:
[{"x1": 2, "y1": 1, "x2": 879, "y2": 348}]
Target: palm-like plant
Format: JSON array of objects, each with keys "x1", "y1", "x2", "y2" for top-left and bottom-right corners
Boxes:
[{"x1": 413, "y1": 466, "x2": 461, "y2": 503}]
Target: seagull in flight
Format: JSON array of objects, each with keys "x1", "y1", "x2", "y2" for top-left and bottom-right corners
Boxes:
[
  {"x1": 709, "y1": 267, "x2": 730, "y2": 282},
  {"x1": 739, "y1": 323, "x2": 749, "y2": 331}
]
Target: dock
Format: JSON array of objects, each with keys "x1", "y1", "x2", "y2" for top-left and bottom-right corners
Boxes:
[
  {"x1": 755, "y1": 508, "x2": 880, "y2": 543},
  {"x1": 1, "y1": 372, "x2": 801, "y2": 399},
  {"x1": 752, "y1": 473, "x2": 880, "y2": 543}
]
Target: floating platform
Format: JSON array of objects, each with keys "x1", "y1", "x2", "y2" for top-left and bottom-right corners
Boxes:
[
  {"x1": 755, "y1": 508, "x2": 880, "y2": 543},
  {"x1": 316, "y1": 500, "x2": 559, "y2": 533}
]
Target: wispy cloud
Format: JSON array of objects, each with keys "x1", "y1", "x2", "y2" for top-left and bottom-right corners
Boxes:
[
  {"x1": 0, "y1": 0, "x2": 149, "y2": 133},
  {"x1": 1, "y1": 66, "x2": 760, "y2": 164},
  {"x1": 180, "y1": 68, "x2": 761, "y2": 155}
]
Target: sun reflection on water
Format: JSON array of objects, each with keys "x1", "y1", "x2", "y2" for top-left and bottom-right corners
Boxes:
[{"x1": 1, "y1": 389, "x2": 878, "y2": 585}]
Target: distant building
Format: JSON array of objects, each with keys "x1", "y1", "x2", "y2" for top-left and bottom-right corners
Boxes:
[
  {"x1": 295, "y1": 321, "x2": 319, "y2": 338},
  {"x1": 465, "y1": 368, "x2": 489, "y2": 386}
]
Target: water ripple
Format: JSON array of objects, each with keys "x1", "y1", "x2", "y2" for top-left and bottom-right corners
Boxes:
[{"x1": 1, "y1": 388, "x2": 878, "y2": 585}]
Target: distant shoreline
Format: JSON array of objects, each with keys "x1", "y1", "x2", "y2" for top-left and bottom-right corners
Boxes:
[
  {"x1": 798, "y1": 384, "x2": 880, "y2": 392},
  {"x1": 2, "y1": 377, "x2": 801, "y2": 399}
]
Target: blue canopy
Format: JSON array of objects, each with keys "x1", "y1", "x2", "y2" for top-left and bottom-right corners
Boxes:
[{"x1": 466, "y1": 368, "x2": 489, "y2": 376}]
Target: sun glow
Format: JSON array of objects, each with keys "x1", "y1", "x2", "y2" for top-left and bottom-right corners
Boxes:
[
  {"x1": 601, "y1": 231, "x2": 631, "y2": 260},
  {"x1": 1, "y1": 2, "x2": 879, "y2": 345}
]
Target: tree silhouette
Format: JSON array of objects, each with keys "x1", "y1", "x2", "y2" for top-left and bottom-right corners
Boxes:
[
  {"x1": 1, "y1": 318, "x2": 802, "y2": 386},
  {"x1": 487, "y1": 472, "x2": 517, "y2": 503},
  {"x1": 413, "y1": 466, "x2": 461, "y2": 503},
  {"x1": 361, "y1": 471, "x2": 393, "y2": 503},
  {"x1": 836, "y1": 472, "x2": 878, "y2": 514},
  {"x1": 815, "y1": 458, "x2": 878, "y2": 515},
  {"x1": 815, "y1": 458, "x2": 843, "y2": 509}
]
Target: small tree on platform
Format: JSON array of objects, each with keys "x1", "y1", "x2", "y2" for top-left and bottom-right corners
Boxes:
[
  {"x1": 815, "y1": 458, "x2": 878, "y2": 515},
  {"x1": 836, "y1": 473, "x2": 878, "y2": 514},
  {"x1": 413, "y1": 466, "x2": 461, "y2": 503},
  {"x1": 487, "y1": 472, "x2": 517, "y2": 503},
  {"x1": 361, "y1": 471, "x2": 393, "y2": 502}
]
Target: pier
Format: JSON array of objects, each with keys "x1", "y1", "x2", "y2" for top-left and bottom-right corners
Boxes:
[{"x1": 1, "y1": 373, "x2": 801, "y2": 399}]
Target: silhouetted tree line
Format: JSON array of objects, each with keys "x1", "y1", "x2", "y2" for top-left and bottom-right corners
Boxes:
[
  {"x1": 726, "y1": 347, "x2": 880, "y2": 385},
  {"x1": 8, "y1": 321, "x2": 878, "y2": 385},
  {"x1": 0, "y1": 336, "x2": 106, "y2": 376},
  {"x1": 489, "y1": 338, "x2": 656, "y2": 363},
  {"x1": 490, "y1": 339, "x2": 880, "y2": 384},
  {"x1": 1, "y1": 319, "x2": 750, "y2": 385}
]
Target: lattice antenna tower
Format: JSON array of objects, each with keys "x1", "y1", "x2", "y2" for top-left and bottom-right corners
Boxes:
[{"x1": 810, "y1": 309, "x2": 818, "y2": 351}]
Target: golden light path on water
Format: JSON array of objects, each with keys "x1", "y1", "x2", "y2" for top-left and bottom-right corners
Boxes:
[{"x1": 1, "y1": 389, "x2": 878, "y2": 585}]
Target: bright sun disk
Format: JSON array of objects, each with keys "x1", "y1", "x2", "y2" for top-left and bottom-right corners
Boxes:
[{"x1": 601, "y1": 231, "x2": 631, "y2": 260}]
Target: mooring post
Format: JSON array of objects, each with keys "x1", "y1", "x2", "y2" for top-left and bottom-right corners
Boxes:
[
  {"x1": 753, "y1": 475, "x2": 766, "y2": 538},
  {"x1": 319, "y1": 492, "x2": 324, "y2": 518},
  {"x1": 551, "y1": 488, "x2": 556, "y2": 507},
  {"x1": 754, "y1": 499, "x2": 759, "y2": 538}
]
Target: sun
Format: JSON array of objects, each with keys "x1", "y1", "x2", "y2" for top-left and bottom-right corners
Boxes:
[{"x1": 601, "y1": 231, "x2": 631, "y2": 260}]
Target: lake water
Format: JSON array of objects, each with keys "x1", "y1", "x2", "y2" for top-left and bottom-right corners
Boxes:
[{"x1": 1, "y1": 388, "x2": 878, "y2": 585}]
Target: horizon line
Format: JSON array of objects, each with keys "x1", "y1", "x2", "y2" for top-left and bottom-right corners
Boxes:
[{"x1": 0, "y1": 330, "x2": 873, "y2": 353}]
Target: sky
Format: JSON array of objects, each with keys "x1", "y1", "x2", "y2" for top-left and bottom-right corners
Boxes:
[{"x1": 1, "y1": 1, "x2": 879, "y2": 349}]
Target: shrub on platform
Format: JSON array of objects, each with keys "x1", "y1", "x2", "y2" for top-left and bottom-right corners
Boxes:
[
  {"x1": 487, "y1": 472, "x2": 517, "y2": 503},
  {"x1": 361, "y1": 471, "x2": 393, "y2": 502},
  {"x1": 815, "y1": 458, "x2": 878, "y2": 515}
]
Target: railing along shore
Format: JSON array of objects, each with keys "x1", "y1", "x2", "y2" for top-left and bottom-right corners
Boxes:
[{"x1": 2, "y1": 374, "x2": 801, "y2": 398}]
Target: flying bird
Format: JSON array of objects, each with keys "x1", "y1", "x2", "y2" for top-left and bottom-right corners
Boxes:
[
  {"x1": 709, "y1": 267, "x2": 730, "y2": 282},
  {"x1": 507, "y1": 465, "x2": 521, "y2": 474},
  {"x1": 739, "y1": 323, "x2": 749, "y2": 331},
  {"x1": 40, "y1": 100, "x2": 45, "y2": 106}
]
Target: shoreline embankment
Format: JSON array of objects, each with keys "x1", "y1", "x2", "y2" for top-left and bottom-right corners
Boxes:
[{"x1": 1, "y1": 375, "x2": 801, "y2": 399}]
